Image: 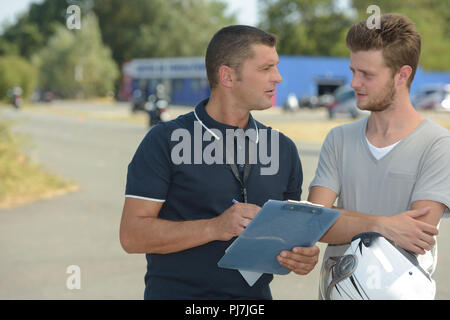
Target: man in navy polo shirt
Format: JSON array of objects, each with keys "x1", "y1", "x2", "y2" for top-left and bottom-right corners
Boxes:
[{"x1": 120, "y1": 25, "x2": 320, "y2": 300}]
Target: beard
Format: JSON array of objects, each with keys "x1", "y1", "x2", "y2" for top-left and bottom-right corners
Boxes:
[{"x1": 358, "y1": 78, "x2": 396, "y2": 112}]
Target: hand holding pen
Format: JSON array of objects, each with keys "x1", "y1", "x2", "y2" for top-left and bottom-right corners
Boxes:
[{"x1": 208, "y1": 199, "x2": 260, "y2": 241}]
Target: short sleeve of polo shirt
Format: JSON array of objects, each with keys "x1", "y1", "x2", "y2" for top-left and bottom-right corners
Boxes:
[
  {"x1": 309, "y1": 127, "x2": 341, "y2": 195},
  {"x1": 411, "y1": 136, "x2": 450, "y2": 218},
  {"x1": 125, "y1": 123, "x2": 171, "y2": 202}
]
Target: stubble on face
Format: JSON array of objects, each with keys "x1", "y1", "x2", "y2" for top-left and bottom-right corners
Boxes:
[
  {"x1": 233, "y1": 44, "x2": 280, "y2": 111},
  {"x1": 358, "y1": 76, "x2": 396, "y2": 112}
]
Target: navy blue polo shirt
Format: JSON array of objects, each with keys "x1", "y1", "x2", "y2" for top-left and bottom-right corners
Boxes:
[{"x1": 125, "y1": 98, "x2": 303, "y2": 300}]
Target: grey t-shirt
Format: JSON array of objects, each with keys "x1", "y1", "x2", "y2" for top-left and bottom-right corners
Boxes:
[{"x1": 310, "y1": 117, "x2": 450, "y2": 278}]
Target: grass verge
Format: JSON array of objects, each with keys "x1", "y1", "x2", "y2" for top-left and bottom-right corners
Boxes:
[{"x1": 0, "y1": 119, "x2": 78, "y2": 209}]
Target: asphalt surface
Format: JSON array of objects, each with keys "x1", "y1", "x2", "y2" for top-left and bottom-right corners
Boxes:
[{"x1": 1, "y1": 102, "x2": 449, "y2": 299}]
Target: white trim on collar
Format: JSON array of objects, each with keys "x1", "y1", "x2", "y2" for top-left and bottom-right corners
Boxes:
[
  {"x1": 193, "y1": 110, "x2": 259, "y2": 144},
  {"x1": 194, "y1": 110, "x2": 221, "y2": 140}
]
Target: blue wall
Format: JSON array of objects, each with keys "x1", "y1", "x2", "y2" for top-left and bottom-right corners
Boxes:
[
  {"x1": 276, "y1": 55, "x2": 450, "y2": 106},
  {"x1": 277, "y1": 55, "x2": 352, "y2": 106},
  {"x1": 127, "y1": 56, "x2": 450, "y2": 107},
  {"x1": 411, "y1": 69, "x2": 450, "y2": 94},
  {"x1": 171, "y1": 78, "x2": 210, "y2": 106}
]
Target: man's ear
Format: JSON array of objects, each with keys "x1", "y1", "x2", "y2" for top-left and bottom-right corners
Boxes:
[
  {"x1": 396, "y1": 65, "x2": 413, "y2": 88},
  {"x1": 218, "y1": 65, "x2": 235, "y2": 88}
]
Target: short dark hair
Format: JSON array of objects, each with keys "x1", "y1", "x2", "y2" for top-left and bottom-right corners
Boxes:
[
  {"x1": 205, "y1": 25, "x2": 277, "y2": 89},
  {"x1": 346, "y1": 13, "x2": 421, "y2": 89}
]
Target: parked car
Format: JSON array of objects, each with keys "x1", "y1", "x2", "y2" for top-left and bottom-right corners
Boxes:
[
  {"x1": 317, "y1": 94, "x2": 334, "y2": 108},
  {"x1": 299, "y1": 95, "x2": 319, "y2": 108},
  {"x1": 299, "y1": 94, "x2": 334, "y2": 109},
  {"x1": 412, "y1": 84, "x2": 450, "y2": 111},
  {"x1": 326, "y1": 85, "x2": 369, "y2": 119}
]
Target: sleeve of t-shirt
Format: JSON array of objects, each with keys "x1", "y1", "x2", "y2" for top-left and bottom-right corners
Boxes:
[
  {"x1": 125, "y1": 123, "x2": 171, "y2": 202},
  {"x1": 308, "y1": 127, "x2": 341, "y2": 195},
  {"x1": 411, "y1": 136, "x2": 450, "y2": 218},
  {"x1": 284, "y1": 138, "x2": 303, "y2": 201}
]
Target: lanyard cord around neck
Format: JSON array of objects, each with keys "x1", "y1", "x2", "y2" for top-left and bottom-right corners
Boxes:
[{"x1": 227, "y1": 138, "x2": 251, "y2": 203}]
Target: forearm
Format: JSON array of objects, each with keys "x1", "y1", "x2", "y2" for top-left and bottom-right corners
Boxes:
[
  {"x1": 307, "y1": 188, "x2": 372, "y2": 244},
  {"x1": 121, "y1": 216, "x2": 216, "y2": 254},
  {"x1": 121, "y1": 199, "x2": 260, "y2": 255},
  {"x1": 319, "y1": 208, "x2": 382, "y2": 244},
  {"x1": 307, "y1": 188, "x2": 380, "y2": 244},
  {"x1": 308, "y1": 187, "x2": 441, "y2": 253}
]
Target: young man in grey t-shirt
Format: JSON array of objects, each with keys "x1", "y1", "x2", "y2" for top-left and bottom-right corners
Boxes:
[{"x1": 276, "y1": 14, "x2": 450, "y2": 299}]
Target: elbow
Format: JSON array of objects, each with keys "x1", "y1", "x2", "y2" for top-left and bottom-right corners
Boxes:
[
  {"x1": 120, "y1": 234, "x2": 134, "y2": 254},
  {"x1": 318, "y1": 222, "x2": 338, "y2": 244},
  {"x1": 120, "y1": 228, "x2": 139, "y2": 254},
  {"x1": 119, "y1": 229, "x2": 160, "y2": 254},
  {"x1": 119, "y1": 219, "x2": 166, "y2": 254},
  {"x1": 120, "y1": 216, "x2": 144, "y2": 253}
]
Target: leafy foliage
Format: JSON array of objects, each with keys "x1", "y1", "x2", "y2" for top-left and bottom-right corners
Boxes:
[
  {"x1": 259, "y1": 0, "x2": 354, "y2": 57},
  {"x1": 38, "y1": 13, "x2": 119, "y2": 98},
  {"x1": 259, "y1": 0, "x2": 450, "y2": 70},
  {"x1": 0, "y1": 0, "x2": 236, "y2": 97},
  {"x1": 0, "y1": 55, "x2": 38, "y2": 100},
  {"x1": 351, "y1": 0, "x2": 450, "y2": 71},
  {"x1": 93, "y1": 0, "x2": 236, "y2": 64}
]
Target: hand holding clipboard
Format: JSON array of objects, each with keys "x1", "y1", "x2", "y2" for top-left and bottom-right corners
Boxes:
[{"x1": 218, "y1": 200, "x2": 340, "y2": 276}]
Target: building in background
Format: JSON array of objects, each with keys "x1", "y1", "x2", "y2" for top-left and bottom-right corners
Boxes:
[
  {"x1": 120, "y1": 57, "x2": 210, "y2": 105},
  {"x1": 121, "y1": 56, "x2": 450, "y2": 107}
]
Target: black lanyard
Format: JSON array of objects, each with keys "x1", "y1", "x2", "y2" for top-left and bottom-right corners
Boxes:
[{"x1": 227, "y1": 138, "x2": 251, "y2": 203}]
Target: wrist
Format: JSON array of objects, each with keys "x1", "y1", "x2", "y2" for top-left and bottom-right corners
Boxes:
[
  {"x1": 205, "y1": 217, "x2": 219, "y2": 242},
  {"x1": 371, "y1": 215, "x2": 389, "y2": 237}
]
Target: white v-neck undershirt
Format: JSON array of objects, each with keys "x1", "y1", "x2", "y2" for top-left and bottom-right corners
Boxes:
[{"x1": 365, "y1": 136, "x2": 401, "y2": 160}]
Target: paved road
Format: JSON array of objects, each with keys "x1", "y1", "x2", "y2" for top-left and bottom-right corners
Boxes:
[{"x1": 1, "y1": 103, "x2": 449, "y2": 299}]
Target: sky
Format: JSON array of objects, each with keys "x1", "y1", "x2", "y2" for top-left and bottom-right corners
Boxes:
[
  {"x1": 0, "y1": 0, "x2": 260, "y2": 30},
  {"x1": 224, "y1": 0, "x2": 260, "y2": 26},
  {"x1": 0, "y1": 0, "x2": 43, "y2": 28}
]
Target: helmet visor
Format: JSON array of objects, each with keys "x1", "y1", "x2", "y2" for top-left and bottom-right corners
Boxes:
[{"x1": 320, "y1": 255, "x2": 357, "y2": 299}]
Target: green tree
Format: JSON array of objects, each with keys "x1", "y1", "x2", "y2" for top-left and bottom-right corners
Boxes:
[
  {"x1": 259, "y1": 0, "x2": 450, "y2": 71},
  {"x1": 93, "y1": 0, "x2": 236, "y2": 65},
  {"x1": 39, "y1": 13, "x2": 119, "y2": 98},
  {"x1": 351, "y1": 0, "x2": 450, "y2": 71},
  {"x1": 92, "y1": 0, "x2": 236, "y2": 94},
  {"x1": 0, "y1": 0, "x2": 236, "y2": 96},
  {"x1": 1, "y1": 0, "x2": 236, "y2": 66},
  {"x1": 0, "y1": 55, "x2": 38, "y2": 100},
  {"x1": 0, "y1": 21, "x2": 44, "y2": 58},
  {"x1": 0, "y1": 1, "x2": 92, "y2": 58},
  {"x1": 259, "y1": 0, "x2": 353, "y2": 56}
]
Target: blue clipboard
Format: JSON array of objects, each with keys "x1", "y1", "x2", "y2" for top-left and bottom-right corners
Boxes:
[{"x1": 218, "y1": 200, "x2": 340, "y2": 275}]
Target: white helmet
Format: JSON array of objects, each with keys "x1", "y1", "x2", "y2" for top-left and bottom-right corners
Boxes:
[{"x1": 320, "y1": 232, "x2": 436, "y2": 300}]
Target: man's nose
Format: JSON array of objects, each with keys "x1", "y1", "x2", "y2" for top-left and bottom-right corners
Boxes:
[
  {"x1": 350, "y1": 75, "x2": 361, "y2": 90},
  {"x1": 273, "y1": 66, "x2": 282, "y2": 84}
]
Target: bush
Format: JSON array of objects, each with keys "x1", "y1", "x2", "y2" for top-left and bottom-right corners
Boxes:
[{"x1": 0, "y1": 55, "x2": 38, "y2": 101}]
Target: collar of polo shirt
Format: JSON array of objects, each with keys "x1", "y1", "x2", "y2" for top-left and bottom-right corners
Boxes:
[{"x1": 194, "y1": 98, "x2": 259, "y2": 144}]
